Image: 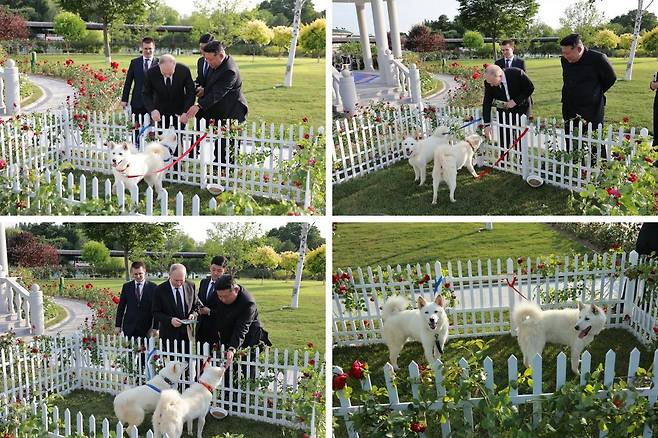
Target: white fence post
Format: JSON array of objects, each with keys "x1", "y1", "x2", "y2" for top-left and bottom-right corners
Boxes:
[
  {"x1": 29, "y1": 284, "x2": 44, "y2": 335},
  {"x1": 520, "y1": 114, "x2": 529, "y2": 180},
  {"x1": 409, "y1": 63, "x2": 423, "y2": 112},
  {"x1": 3, "y1": 59, "x2": 20, "y2": 115},
  {"x1": 339, "y1": 69, "x2": 358, "y2": 114},
  {"x1": 0, "y1": 222, "x2": 8, "y2": 313},
  {"x1": 0, "y1": 65, "x2": 5, "y2": 114},
  {"x1": 624, "y1": 250, "x2": 640, "y2": 325}
]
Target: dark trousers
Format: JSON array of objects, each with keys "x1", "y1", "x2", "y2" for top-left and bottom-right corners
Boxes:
[
  {"x1": 131, "y1": 107, "x2": 148, "y2": 146},
  {"x1": 195, "y1": 116, "x2": 239, "y2": 167},
  {"x1": 563, "y1": 104, "x2": 606, "y2": 159},
  {"x1": 653, "y1": 93, "x2": 658, "y2": 148}
]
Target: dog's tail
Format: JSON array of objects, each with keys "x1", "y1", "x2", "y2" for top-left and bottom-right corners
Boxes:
[
  {"x1": 512, "y1": 301, "x2": 542, "y2": 329},
  {"x1": 152, "y1": 388, "x2": 184, "y2": 431},
  {"x1": 144, "y1": 142, "x2": 169, "y2": 157},
  {"x1": 382, "y1": 295, "x2": 408, "y2": 321}
]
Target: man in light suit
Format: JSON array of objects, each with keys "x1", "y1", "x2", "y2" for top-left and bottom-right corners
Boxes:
[
  {"x1": 121, "y1": 37, "x2": 158, "y2": 143},
  {"x1": 114, "y1": 261, "x2": 157, "y2": 339},
  {"x1": 152, "y1": 263, "x2": 201, "y2": 354},
  {"x1": 196, "y1": 255, "x2": 228, "y2": 349},
  {"x1": 495, "y1": 40, "x2": 526, "y2": 72}
]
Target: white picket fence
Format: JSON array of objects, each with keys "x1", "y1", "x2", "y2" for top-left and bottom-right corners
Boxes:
[
  {"x1": 0, "y1": 333, "x2": 322, "y2": 435},
  {"x1": 0, "y1": 276, "x2": 44, "y2": 336},
  {"x1": 333, "y1": 348, "x2": 658, "y2": 438},
  {"x1": 1, "y1": 104, "x2": 317, "y2": 215},
  {"x1": 332, "y1": 104, "x2": 650, "y2": 193},
  {"x1": 333, "y1": 251, "x2": 657, "y2": 347}
]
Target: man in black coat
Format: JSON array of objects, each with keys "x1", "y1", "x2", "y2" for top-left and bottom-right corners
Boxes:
[
  {"x1": 195, "y1": 33, "x2": 215, "y2": 98},
  {"x1": 121, "y1": 37, "x2": 158, "y2": 143},
  {"x1": 482, "y1": 64, "x2": 535, "y2": 148},
  {"x1": 186, "y1": 41, "x2": 248, "y2": 164},
  {"x1": 495, "y1": 39, "x2": 526, "y2": 71},
  {"x1": 196, "y1": 255, "x2": 228, "y2": 349},
  {"x1": 152, "y1": 263, "x2": 201, "y2": 353},
  {"x1": 114, "y1": 261, "x2": 157, "y2": 339},
  {"x1": 560, "y1": 33, "x2": 616, "y2": 154}
]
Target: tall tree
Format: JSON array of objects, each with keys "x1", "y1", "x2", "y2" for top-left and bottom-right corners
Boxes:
[
  {"x1": 621, "y1": 1, "x2": 655, "y2": 80},
  {"x1": 80, "y1": 223, "x2": 176, "y2": 280},
  {"x1": 0, "y1": 0, "x2": 58, "y2": 21},
  {"x1": 405, "y1": 24, "x2": 446, "y2": 56},
  {"x1": 267, "y1": 223, "x2": 323, "y2": 251},
  {"x1": 257, "y1": 0, "x2": 320, "y2": 25},
  {"x1": 53, "y1": 11, "x2": 87, "y2": 53},
  {"x1": 58, "y1": 0, "x2": 146, "y2": 62},
  {"x1": 203, "y1": 223, "x2": 262, "y2": 276},
  {"x1": 458, "y1": 0, "x2": 539, "y2": 59},
  {"x1": 0, "y1": 8, "x2": 28, "y2": 42},
  {"x1": 19, "y1": 223, "x2": 83, "y2": 250},
  {"x1": 559, "y1": 0, "x2": 606, "y2": 42},
  {"x1": 610, "y1": 8, "x2": 658, "y2": 34}
]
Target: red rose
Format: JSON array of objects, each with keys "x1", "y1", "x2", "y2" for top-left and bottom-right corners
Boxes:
[
  {"x1": 332, "y1": 373, "x2": 348, "y2": 390},
  {"x1": 410, "y1": 422, "x2": 427, "y2": 433},
  {"x1": 606, "y1": 188, "x2": 621, "y2": 199},
  {"x1": 66, "y1": 79, "x2": 73, "y2": 86},
  {"x1": 611, "y1": 243, "x2": 621, "y2": 251},
  {"x1": 472, "y1": 72, "x2": 480, "y2": 80},
  {"x1": 483, "y1": 63, "x2": 489, "y2": 68},
  {"x1": 111, "y1": 296, "x2": 120, "y2": 304},
  {"x1": 303, "y1": 133, "x2": 310, "y2": 139},
  {"x1": 332, "y1": 274, "x2": 340, "y2": 284},
  {"x1": 645, "y1": 156, "x2": 654, "y2": 165},
  {"x1": 418, "y1": 274, "x2": 431, "y2": 285},
  {"x1": 307, "y1": 342, "x2": 314, "y2": 349},
  {"x1": 363, "y1": 320, "x2": 369, "y2": 327},
  {"x1": 624, "y1": 134, "x2": 631, "y2": 141},
  {"x1": 517, "y1": 257, "x2": 524, "y2": 264},
  {"x1": 623, "y1": 116, "x2": 630, "y2": 124},
  {"x1": 349, "y1": 359, "x2": 367, "y2": 379},
  {"x1": 338, "y1": 285, "x2": 347, "y2": 294},
  {"x1": 309, "y1": 359, "x2": 315, "y2": 365},
  {"x1": 0, "y1": 159, "x2": 6, "y2": 170},
  {"x1": 307, "y1": 159, "x2": 316, "y2": 166},
  {"x1": 302, "y1": 117, "x2": 308, "y2": 123},
  {"x1": 653, "y1": 325, "x2": 658, "y2": 334},
  {"x1": 613, "y1": 398, "x2": 623, "y2": 408},
  {"x1": 85, "y1": 283, "x2": 93, "y2": 289},
  {"x1": 122, "y1": 68, "x2": 127, "y2": 73},
  {"x1": 341, "y1": 272, "x2": 350, "y2": 280}
]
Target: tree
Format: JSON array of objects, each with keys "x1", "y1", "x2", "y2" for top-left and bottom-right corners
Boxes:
[
  {"x1": 610, "y1": 8, "x2": 658, "y2": 34},
  {"x1": 241, "y1": 19, "x2": 273, "y2": 60},
  {"x1": 459, "y1": 0, "x2": 539, "y2": 59},
  {"x1": 641, "y1": 25, "x2": 658, "y2": 53},
  {"x1": 257, "y1": 0, "x2": 321, "y2": 25},
  {"x1": 271, "y1": 25, "x2": 292, "y2": 56},
  {"x1": 7, "y1": 232, "x2": 59, "y2": 268},
  {"x1": 19, "y1": 223, "x2": 83, "y2": 250},
  {"x1": 0, "y1": 0, "x2": 57, "y2": 21},
  {"x1": 463, "y1": 30, "x2": 484, "y2": 50},
  {"x1": 267, "y1": 223, "x2": 323, "y2": 251},
  {"x1": 619, "y1": 32, "x2": 634, "y2": 49},
  {"x1": 424, "y1": 14, "x2": 465, "y2": 38},
  {"x1": 279, "y1": 251, "x2": 299, "y2": 280},
  {"x1": 304, "y1": 243, "x2": 325, "y2": 281},
  {"x1": 0, "y1": 7, "x2": 28, "y2": 42},
  {"x1": 58, "y1": 0, "x2": 146, "y2": 62},
  {"x1": 53, "y1": 11, "x2": 88, "y2": 53},
  {"x1": 404, "y1": 24, "x2": 446, "y2": 56},
  {"x1": 203, "y1": 223, "x2": 262, "y2": 276},
  {"x1": 591, "y1": 29, "x2": 620, "y2": 53},
  {"x1": 81, "y1": 240, "x2": 110, "y2": 275},
  {"x1": 80, "y1": 223, "x2": 176, "y2": 280},
  {"x1": 620, "y1": 1, "x2": 656, "y2": 81},
  {"x1": 298, "y1": 17, "x2": 325, "y2": 61},
  {"x1": 250, "y1": 246, "x2": 281, "y2": 283},
  {"x1": 559, "y1": 0, "x2": 606, "y2": 43}
]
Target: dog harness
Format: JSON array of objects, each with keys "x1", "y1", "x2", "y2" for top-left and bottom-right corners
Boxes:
[
  {"x1": 145, "y1": 375, "x2": 177, "y2": 394},
  {"x1": 198, "y1": 379, "x2": 214, "y2": 393},
  {"x1": 434, "y1": 335, "x2": 444, "y2": 355}
]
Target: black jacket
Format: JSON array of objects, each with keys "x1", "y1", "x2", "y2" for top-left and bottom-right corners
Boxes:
[
  {"x1": 482, "y1": 67, "x2": 535, "y2": 124},
  {"x1": 196, "y1": 57, "x2": 211, "y2": 88},
  {"x1": 214, "y1": 285, "x2": 270, "y2": 350},
  {"x1": 142, "y1": 63, "x2": 196, "y2": 116},
  {"x1": 495, "y1": 56, "x2": 526, "y2": 71},
  {"x1": 198, "y1": 55, "x2": 248, "y2": 123},
  {"x1": 561, "y1": 48, "x2": 616, "y2": 123},
  {"x1": 152, "y1": 280, "x2": 200, "y2": 343},
  {"x1": 115, "y1": 280, "x2": 157, "y2": 338},
  {"x1": 121, "y1": 56, "x2": 159, "y2": 110},
  {"x1": 196, "y1": 277, "x2": 221, "y2": 347}
]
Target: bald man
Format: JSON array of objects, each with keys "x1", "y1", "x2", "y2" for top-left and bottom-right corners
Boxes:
[{"x1": 482, "y1": 64, "x2": 534, "y2": 148}]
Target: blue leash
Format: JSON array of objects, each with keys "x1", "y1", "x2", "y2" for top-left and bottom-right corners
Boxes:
[
  {"x1": 137, "y1": 123, "x2": 152, "y2": 139},
  {"x1": 456, "y1": 118, "x2": 481, "y2": 130},
  {"x1": 433, "y1": 275, "x2": 444, "y2": 295}
]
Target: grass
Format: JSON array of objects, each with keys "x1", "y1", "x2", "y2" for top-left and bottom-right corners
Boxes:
[
  {"x1": 427, "y1": 57, "x2": 658, "y2": 131},
  {"x1": 30, "y1": 54, "x2": 325, "y2": 127},
  {"x1": 332, "y1": 223, "x2": 590, "y2": 269},
  {"x1": 59, "y1": 278, "x2": 325, "y2": 354},
  {"x1": 56, "y1": 389, "x2": 287, "y2": 437},
  {"x1": 44, "y1": 301, "x2": 67, "y2": 329},
  {"x1": 20, "y1": 78, "x2": 44, "y2": 107},
  {"x1": 332, "y1": 161, "x2": 571, "y2": 215}
]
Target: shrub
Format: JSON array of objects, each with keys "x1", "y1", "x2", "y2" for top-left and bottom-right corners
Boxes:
[{"x1": 462, "y1": 30, "x2": 484, "y2": 50}]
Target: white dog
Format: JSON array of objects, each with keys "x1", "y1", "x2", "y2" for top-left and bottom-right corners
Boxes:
[
  {"x1": 431, "y1": 134, "x2": 484, "y2": 204},
  {"x1": 109, "y1": 130, "x2": 176, "y2": 198},
  {"x1": 152, "y1": 364, "x2": 226, "y2": 438},
  {"x1": 512, "y1": 301, "x2": 606, "y2": 374},
  {"x1": 382, "y1": 294, "x2": 449, "y2": 370},
  {"x1": 403, "y1": 126, "x2": 452, "y2": 186},
  {"x1": 113, "y1": 360, "x2": 186, "y2": 432}
]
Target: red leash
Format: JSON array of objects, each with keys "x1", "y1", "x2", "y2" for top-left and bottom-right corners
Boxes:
[
  {"x1": 478, "y1": 127, "x2": 530, "y2": 178},
  {"x1": 505, "y1": 275, "x2": 528, "y2": 301},
  {"x1": 126, "y1": 132, "x2": 208, "y2": 178}
]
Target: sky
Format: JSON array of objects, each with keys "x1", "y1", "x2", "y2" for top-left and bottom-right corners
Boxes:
[
  {"x1": 332, "y1": 0, "x2": 658, "y2": 33},
  {"x1": 162, "y1": 0, "x2": 328, "y2": 18}
]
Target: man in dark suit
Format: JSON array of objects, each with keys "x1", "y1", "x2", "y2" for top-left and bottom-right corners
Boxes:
[
  {"x1": 185, "y1": 41, "x2": 248, "y2": 164},
  {"x1": 196, "y1": 255, "x2": 228, "y2": 349},
  {"x1": 114, "y1": 261, "x2": 157, "y2": 339},
  {"x1": 482, "y1": 64, "x2": 535, "y2": 148},
  {"x1": 495, "y1": 40, "x2": 526, "y2": 71},
  {"x1": 152, "y1": 263, "x2": 200, "y2": 354},
  {"x1": 560, "y1": 33, "x2": 616, "y2": 155},
  {"x1": 195, "y1": 33, "x2": 215, "y2": 99},
  {"x1": 121, "y1": 37, "x2": 158, "y2": 143}
]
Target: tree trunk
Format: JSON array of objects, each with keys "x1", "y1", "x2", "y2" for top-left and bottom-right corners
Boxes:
[
  {"x1": 625, "y1": 0, "x2": 652, "y2": 81},
  {"x1": 291, "y1": 222, "x2": 310, "y2": 309},
  {"x1": 123, "y1": 249, "x2": 129, "y2": 281},
  {"x1": 284, "y1": 0, "x2": 305, "y2": 87},
  {"x1": 103, "y1": 21, "x2": 111, "y2": 63}
]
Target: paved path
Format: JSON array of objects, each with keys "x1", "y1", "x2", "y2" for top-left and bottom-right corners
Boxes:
[
  {"x1": 426, "y1": 73, "x2": 459, "y2": 107},
  {"x1": 22, "y1": 74, "x2": 75, "y2": 113},
  {"x1": 45, "y1": 297, "x2": 94, "y2": 336}
]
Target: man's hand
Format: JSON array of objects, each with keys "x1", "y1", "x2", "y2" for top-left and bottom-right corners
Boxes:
[
  {"x1": 151, "y1": 109, "x2": 161, "y2": 122},
  {"x1": 196, "y1": 87, "x2": 204, "y2": 98},
  {"x1": 121, "y1": 101, "x2": 128, "y2": 108},
  {"x1": 198, "y1": 306, "x2": 211, "y2": 316},
  {"x1": 504, "y1": 100, "x2": 517, "y2": 109},
  {"x1": 651, "y1": 81, "x2": 658, "y2": 91},
  {"x1": 171, "y1": 317, "x2": 182, "y2": 327},
  {"x1": 180, "y1": 113, "x2": 189, "y2": 125},
  {"x1": 187, "y1": 104, "x2": 200, "y2": 118},
  {"x1": 148, "y1": 329, "x2": 159, "y2": 337},
  {"x1": 114, "y1": 327, "x2": 122, "y2": 335},
  {"x1": 226, "y1": 348, "x2": 235, "y2": 365},
  {"x1": 483, "y1": 126, "x2": 493, "y2": 141}
]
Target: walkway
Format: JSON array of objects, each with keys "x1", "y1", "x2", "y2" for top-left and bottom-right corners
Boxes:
[
  {"x1": 426, "y1": 73, "x2": 459, "y2": 107},
  {"x1": 22, "y1": 74, "x2": 74, "y2": 113},
  {"x1": 44, "y1": 297, "x2": 94, "y2": 336},
  {"x1": 351, "y1": 71, "x2": 459, "y2": 107}
]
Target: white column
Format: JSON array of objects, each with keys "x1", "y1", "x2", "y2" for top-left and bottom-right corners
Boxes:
[
  {"x1": 355, "y1": 0, "x2": 374, "y2": 70},
  {"x1": 339, "y1": 69, "x2": 358, "y2": 113},
  {"x1": 386, "y1": 0, "x2": 402, "y2": 58},
  {"x1": 0, "y1": 67, "x2": 6, "y2": 114},
  {"x1": 30, "y1": 284, "x2": 44, "y2": 336},
  {"x1": 370, "y1": 0, "x2": 391, "y2": 84},
  {"x1": 3, "y1": 59, "x2": 20, "y2": 115}
]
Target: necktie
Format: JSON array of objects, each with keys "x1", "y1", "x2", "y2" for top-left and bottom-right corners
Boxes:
[
  {"x1": 175, "y1": 287, "x2": 185, "y2": 318},
  {"x1": 203, "y1": 61, "x2": 209, "y2": 78},
  {"x1": 144, "y1": 58, "x2": 150, "y2": 73},
  {"x1": 136, "y1": 282, "x2": 142, "y2": 302},
  {"x1": 207, "y1": 281, "x2": 214, "y2": 301},
  {"x1": 505, "y1": 59, "x2": 510, "y2": 69},
  {"x1": 166, "y1": 77, "x2": 172, "y2": 88}
]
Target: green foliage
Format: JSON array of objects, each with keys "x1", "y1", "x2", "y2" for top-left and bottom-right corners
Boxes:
[
  {"x1": 618, "y1": 33, "x2": 634, "y2": 50},
  {"x1": 609, "y1": 9, "x2": 658, "y2": 34},
  {"x1": 463, "y1": 30, "x2": 485, "y2": 49},
  {"x1": 271, "y1": 25, "x2": 292, "y2": 55},
  {"x1": 241, "y1": 19, "x2": 273, "y2": 58},
  {"x1": 81, "y1": 240, "x2": 111, "y2": 273},
  {"x1": 250, "y1": 245, "x2": 281, "y2": 282},
  {"x1": 53, "y1": 11, "x2": 88, "y2": 50},
  {"x1": 641, "y1": 25, "x2": 658, "y2": 54},
  {"x1": 305, "y1": 244, "x2": 326, "y2": 277},
  {"x1": 559, "y1": 0, "x2": 606, "y2": 43},
  {"x1": 279, "y1": 250, "x2": 299, "y2": 278},
  {"x1": 299, "y1": 18, "x2": 325, "y2": 60},
  {"x1": 591, "y1": 29, "x2": 621, "y2": 52},
  {"x1": 203, "y1": 222, "x2": 262, "y2": 276}
]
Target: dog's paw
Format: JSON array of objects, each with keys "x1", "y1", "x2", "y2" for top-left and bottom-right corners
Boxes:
[{"x1": 450, "y1": 198, "x2": 456, "y2": 203}]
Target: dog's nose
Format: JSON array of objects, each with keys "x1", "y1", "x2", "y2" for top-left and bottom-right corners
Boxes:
[{"x1": 574, "y1": 325, "x2": 579, "y2": 330}]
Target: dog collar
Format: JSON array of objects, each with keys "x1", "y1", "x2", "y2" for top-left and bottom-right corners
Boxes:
[
  {"x1": 198, "y1": 379, "x2": 214, "y2": 393},
  {"x1": 466, "y1": 139, "x2": 476, "y2": 152},
  {"x1": 114, "y1": 162, "x2": 129, "y2": 174},
  {"x1": 146, "y1": 383, "x2": 162, "y2": 393},
  {"x1": 434, "y1": 334, "x2": 444, "y2": 355},
  {"x1": 163, "y1": 376, "x2": 176, "y2": 387}
]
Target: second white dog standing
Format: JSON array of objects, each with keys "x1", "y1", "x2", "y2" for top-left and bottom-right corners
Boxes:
[
  {"x1": 152, "y1": 364, "x2": 226, "y2": 438},
  {"x1": 404, "y1": 126, "x2": 452, "y2": 186},
  {"x1": 382, "y1": 294, "x2": 449, "y2": 370},
  {"x1": 431, "y1": 134, "x2": 484, "y2": 204}
]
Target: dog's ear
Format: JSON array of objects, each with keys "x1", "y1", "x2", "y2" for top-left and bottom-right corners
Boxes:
[
  {"x1": 577, "y1": 301, "x2": 585, "y2": 311},
  {"x1": 172, "y1": 363, "x2": 178, "y2": 373},
  {"x1": 122, "y1": 142, "x2": 129, "y2": 151},
  {"x1": 435, "y1": 294, "x2": 445, "y2": 307},
  {"x1": 417, "y1": 295, "x2": 427, "y2": 308},
  {"x1": 590, "y1": 304, "x2": 599, "y2": 314}
]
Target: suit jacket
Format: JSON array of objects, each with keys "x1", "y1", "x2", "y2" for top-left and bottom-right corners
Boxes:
[
  {"x1": 152, "y1": 280, "x2": 200, "y2": 344},
  {"x1": 196, "y1": 276, "x2": 221, "y2": 347},
  {"x1": 482, "y1": 67, "x2": 535, "y2": 124},
  {"x1": 198, "y1": 55, "x2": 248, "y2": 123},
  {"x1": 495, "y1": 56, "x2": 526, "y2": 71},
  {"x1": 115, "y1": 280, "x2": 157, "y2": 338},
  {"x1": 142, "y1": 63, "x2": 196, "y2": 116},
  {"x1": 121, "y1": 56, "x2": 159, "y2": 110},
  {"x1": 195, "y1": 57, "x2": 211, "y2": 88},
  {"x1": 214, "y1": 285, "x2": 271, "y2": 350}
]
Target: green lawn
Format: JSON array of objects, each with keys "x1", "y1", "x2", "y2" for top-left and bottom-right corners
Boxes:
[
  {"x1": 56, "y1": 278, "x2": 325, "y2": 354},
  {"x1": 332, "y1": 223, "x2": 590, "y2": 269},
  {"x1": 428, "y1": 57, "x2": 658, "y2": 131},
  {"x1": 27, "y1": 54, "x2": 325, "y2": 127},
  {"x1": 332, "y1": 161, "x2": 572, "y2": 216},
  {"x1": 56, "y1": 389, "x2": 287, "y2": 437}
]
